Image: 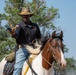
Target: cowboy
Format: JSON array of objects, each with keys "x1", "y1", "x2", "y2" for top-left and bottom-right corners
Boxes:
[{"x1": 8, "y1": 7, "x2": 41, "y2": 75}]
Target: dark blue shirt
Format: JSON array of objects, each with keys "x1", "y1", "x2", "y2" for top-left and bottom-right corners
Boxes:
[{"x1": 12, "y1": 21, "x2": 41, "y2": 45}]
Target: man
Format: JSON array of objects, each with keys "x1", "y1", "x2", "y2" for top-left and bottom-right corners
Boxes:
[{"x1": 8, "y1": 7, "x2": 41, "y2": 75}]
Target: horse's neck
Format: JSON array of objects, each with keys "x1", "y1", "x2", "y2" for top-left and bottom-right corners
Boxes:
[
  {"x1": 41, "y1": 38, "x2": 53, "y2": 70},
  {"x1": 22, "y1": 53, "x2": 55, "y2": 75},
  {"x1": 36, "y1": 53, "x2": 55, "y2": 75}
]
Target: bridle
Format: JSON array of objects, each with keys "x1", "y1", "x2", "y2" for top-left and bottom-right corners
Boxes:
[{"x1": 42, "y1": 37, "x2": 63, "y2": 69}]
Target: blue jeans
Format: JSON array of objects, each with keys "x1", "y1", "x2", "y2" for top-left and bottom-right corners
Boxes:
[{"x1": 13, "y1": 47, "x2": 30, "y2": 75}]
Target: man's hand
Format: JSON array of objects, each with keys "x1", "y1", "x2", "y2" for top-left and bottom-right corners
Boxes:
[
  {"x1": 6, "y1": 27, "x2": 16, "y2": 35},
  {"x1": 6, "y1": 25, "x2": 19, "y2": 35}
]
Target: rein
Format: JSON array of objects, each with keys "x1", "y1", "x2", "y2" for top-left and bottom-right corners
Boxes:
[{"x1": 42, "y1": 56, "x2": 59, "y2": 69}]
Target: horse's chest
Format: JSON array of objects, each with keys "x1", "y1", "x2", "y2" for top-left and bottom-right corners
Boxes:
[{"x1": 22, "y1": 53, "x2": 55, "y2": 75}]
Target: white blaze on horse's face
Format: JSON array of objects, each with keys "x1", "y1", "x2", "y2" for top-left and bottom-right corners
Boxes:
[
  {"x1": 60, "y1": 49, "x2": 66, "y2": 68},
  {"x1": 51, "y1": 38, "x2": 67, "y2": 69},
  {"x1": 57, "y1": 40, "x2": 66, "y2": 68}
]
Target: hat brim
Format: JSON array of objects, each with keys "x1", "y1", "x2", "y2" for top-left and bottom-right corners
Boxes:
[{"x1": 19, "y1": 12, "x2": 34, "y2": 16}]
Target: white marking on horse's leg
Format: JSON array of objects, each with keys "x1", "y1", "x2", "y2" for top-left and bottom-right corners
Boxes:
[{"x1": 60, "y1": 50, "x2": 66, "y2": 68}]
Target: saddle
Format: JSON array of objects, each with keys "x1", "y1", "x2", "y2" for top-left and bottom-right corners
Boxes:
[
  {"x1": 3, "y1": 52, "x2": 15, "y2": 75},
  {"x1": 5, "y1": 51, "x2": 15, "y2": 62},
  {"x1": 3, "y1": 52, "x2": 38, "y2": 75}
]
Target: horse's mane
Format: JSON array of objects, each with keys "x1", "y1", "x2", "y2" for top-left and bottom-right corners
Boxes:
[
  {"x1": 40, "y1": 33, "x2": 63, "y2": 50},
  {"x1": 40, "y1": 36, "x2": 49, "y2": 50}
]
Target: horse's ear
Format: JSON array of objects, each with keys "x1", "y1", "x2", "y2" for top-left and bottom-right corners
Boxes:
[
  {"x1": 52, "y1": 31, "x2": 56, "y2": 38},
  {"x1": 60, "y1": 31, "x2": 63, "y2": 37}
]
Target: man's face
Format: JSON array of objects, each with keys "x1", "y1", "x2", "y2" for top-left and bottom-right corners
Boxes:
[{"x1": 22, "y1": 15, "x2": 30, "y2": 22}]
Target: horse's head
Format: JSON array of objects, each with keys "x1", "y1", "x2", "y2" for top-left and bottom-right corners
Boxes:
[
  {"x1": 42, "y1": 31, "x2": 66, "y2": 70},
  {"x1": 50, "y1": 31, "x2": 66, "y2": 68}
]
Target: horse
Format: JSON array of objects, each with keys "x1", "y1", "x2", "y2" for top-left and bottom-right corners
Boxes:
[
  {"x1": 22, "y1": 31, "x2": 66, "y2": 75},
  {"x1": 0, "y1": 31, "x2": 66, "y2": 75}
]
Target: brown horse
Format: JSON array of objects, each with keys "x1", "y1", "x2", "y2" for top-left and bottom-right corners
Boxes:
[
  {"x1": 22, "y1": 31, "x2": 66, "y2": 75},
  {"x1": 42, "y1": 31, "x2": 66, "y2": 70}
]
